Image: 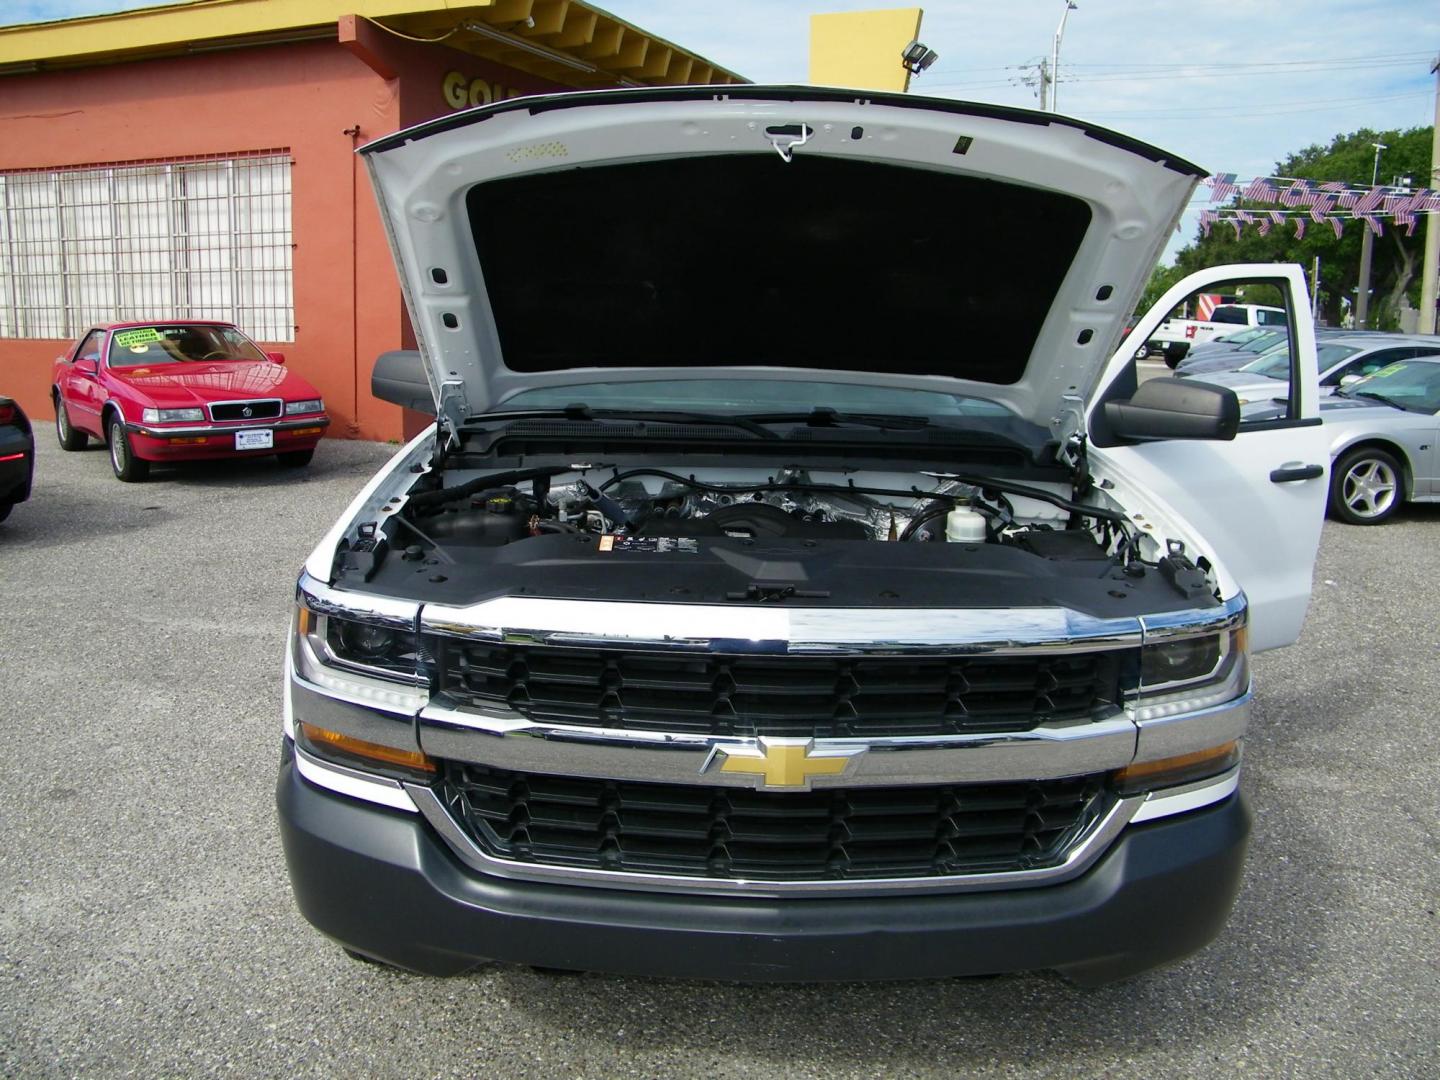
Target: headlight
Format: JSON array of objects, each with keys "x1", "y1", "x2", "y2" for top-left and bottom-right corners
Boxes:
[
  {"x1": 1141, "y1": 633, "x2": 1225, "y2": 687},
  {"x1": 141, "y1": 407, "x2": 205, "y2": 423},
  {"x1": 1133, "y1": 625, "x2": 1248, "y2": 721},
  {"x1": 296, "y1": 605, "x2": 421, "y2": 681},
  {"x1": 285, "y1": 398, "x2": 324, "y2": 415}
]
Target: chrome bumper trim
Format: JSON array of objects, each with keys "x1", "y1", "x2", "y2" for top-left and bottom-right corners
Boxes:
[
  {"x1": 293, "y1": 742, "x2": 418, "y2": 814},
  {"x1": 416, "y1": 704, "x2": 1141, "y2": 788},
  {"x1": 125, "y1": 416, "x2": 329, "y2": 438},
  {"x1": 1132, "y1": 687, "x2": 1252, "y2": 763},
  {"x1": 1130, "y1": 767, "x2": 1240, "y2": 823},
  {"x1": 290, "y1": 668, "x2": 423, "y2": 751},
  {"x1": 405, "y1": 781, "x2": 1145, "y2": 897}
]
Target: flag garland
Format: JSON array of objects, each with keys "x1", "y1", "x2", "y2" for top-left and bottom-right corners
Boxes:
[{"x1": 1201, "y1": 174, "x2": 1440, "y2": 239}]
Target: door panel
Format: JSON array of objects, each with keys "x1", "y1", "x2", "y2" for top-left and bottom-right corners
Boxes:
[
  {"x1": 64, "y1": 330, "x2": 106, "y2": 434},
  {"x1": 1088, "y1": 264, "x2": 1326, "y2": 652}
]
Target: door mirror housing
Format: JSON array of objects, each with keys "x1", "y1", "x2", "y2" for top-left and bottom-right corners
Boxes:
[
  {"x1": 1339, "y1": 374, "x2": 1363, "y2": 388},
  {"x1": 372, "y1": 350, "x2": 435, "y2": 414},
  {"x1": 75, "y1": 358, "x2": 98, "y2": 376},
  {"x1": 1104, "y1": 377, "x2": 1240, "y2": 441},
  {"x1": 267, "y1": 351, "x2": 286, "y2": 365}
]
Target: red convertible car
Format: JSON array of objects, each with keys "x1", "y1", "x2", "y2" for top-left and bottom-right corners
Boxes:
[{"x1": 51, "y1": 321, "x2": 329, "y2": 482}]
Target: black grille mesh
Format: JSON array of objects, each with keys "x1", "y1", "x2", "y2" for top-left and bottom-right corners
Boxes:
[
  {"x1": 440, "y1": 764, "x2": 1110, "y2": 882},
  {"x1": 428, "y1": 639, "x2": 1121, "y2": 737},
  {"x1": 210, "y1": 400, "x2": 281, "y2": 421}
]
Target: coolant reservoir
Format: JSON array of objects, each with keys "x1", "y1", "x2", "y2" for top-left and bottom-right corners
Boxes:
[{"x1": 945, "y1": 502, "x2": 987, "y2": 543}]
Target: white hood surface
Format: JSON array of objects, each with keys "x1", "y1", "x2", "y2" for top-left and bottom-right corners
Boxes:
[{"x1": 360, "y1": 86, "x2": 1204, "y2": 428}]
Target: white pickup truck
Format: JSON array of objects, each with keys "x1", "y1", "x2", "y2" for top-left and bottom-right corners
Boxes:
[
  {"x1": 278, "y1": 86, "x2": 1328, "y2": 986},
  {"x1": 1149, "y1": 303, "x2": 1288, "y2": 366}
]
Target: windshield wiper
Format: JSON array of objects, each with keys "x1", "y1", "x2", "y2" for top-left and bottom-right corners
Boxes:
[
  {"x1": 737, "y1": 406, "x2": 931, "y2": 430},
  {"x1": 469, "y1": 405, "x2": 779, "y2": 439}
]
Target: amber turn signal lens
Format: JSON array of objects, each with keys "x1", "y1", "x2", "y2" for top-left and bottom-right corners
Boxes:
[
  {"x1": 296, "y1": 607, "x2": 314, "y2": 636},
  {"x1": 1113, "y1": 741, "x2": 1238, "y2": 796},
  {"x1": 298, "y1": 721, "x2": 437, "y2": 776}
]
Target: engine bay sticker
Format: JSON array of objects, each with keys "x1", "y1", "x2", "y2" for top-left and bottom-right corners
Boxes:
[
  {"x1": 598, "y1": 535, "x2": 698, "y2": 554},
  {"x1": 113, "y1": 328, "x2": 161, "y2": 347}
]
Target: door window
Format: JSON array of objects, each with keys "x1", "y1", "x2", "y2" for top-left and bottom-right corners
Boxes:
[{"x1": 75, "y1": 330, "x2": 104, "y2": 364}]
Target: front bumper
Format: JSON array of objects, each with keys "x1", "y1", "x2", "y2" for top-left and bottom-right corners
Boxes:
[
  {"x1": 277, "y1": 741, "x2": 1251, "y2": 984},
  {"x1": 125, "y1": 416, "x2": 328, "y2": 460}
]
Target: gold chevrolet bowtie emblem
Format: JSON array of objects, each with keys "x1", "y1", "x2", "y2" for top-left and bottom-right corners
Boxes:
[{"x1": 708, "y1": 739, "x2": 864, "y2": 790}]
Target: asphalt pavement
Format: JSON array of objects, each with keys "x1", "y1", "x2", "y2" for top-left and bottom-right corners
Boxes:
[{"x1": 1, "y1": 435, "x2": 1436, "y2": 1078}]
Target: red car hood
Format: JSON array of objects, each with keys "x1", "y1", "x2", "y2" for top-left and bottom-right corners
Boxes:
[{"x1": 114, "y1": 361, "x2": 318, "y2": 407}]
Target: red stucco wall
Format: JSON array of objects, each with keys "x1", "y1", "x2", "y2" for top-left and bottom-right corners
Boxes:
[{"x1": 0, "y1": 34, "x2": 568, "y2": 441}]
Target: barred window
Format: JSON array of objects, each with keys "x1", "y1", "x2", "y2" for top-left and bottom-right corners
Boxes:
[{"x1": 0, "y1": 150, "x2": 293, "y2": 342}]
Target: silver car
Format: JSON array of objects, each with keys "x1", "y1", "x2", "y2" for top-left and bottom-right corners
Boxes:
[
  {"x1": 1194, "y1": 334, "x2": 1440, "y2": 408},
  {"x1": 1241, "y1": 356, "x2": 1440, "y2": 524}
]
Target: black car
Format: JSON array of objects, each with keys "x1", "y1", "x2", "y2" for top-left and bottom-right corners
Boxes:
[{"x1": 0, "y1": 396, "x2": 35, "y2": 524}]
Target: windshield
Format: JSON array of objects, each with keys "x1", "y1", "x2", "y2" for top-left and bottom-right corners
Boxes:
[
  {"x1": 1215, "y1": 328, "x2": 1266, "y2": 346},
  {"x1": 494, "y1": 379, "x2": 1018, "y2": 421},
  {"x1": 108, "y1": 325, "x2": 267, "y2": 367},
  {"x1": 1340, "y1": 359, "x2": 1440, "y2": 412},
  {"x1": 1238, "y1": 331, "x2": 1286, "y2": 355},
  {"x1": 1243, "y1": 342, "x2": 1357, "y2": 380}
]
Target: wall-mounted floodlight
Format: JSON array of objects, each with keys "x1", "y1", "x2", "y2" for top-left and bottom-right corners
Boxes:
[{"x1": 901, "y1": 40, "x2": 939, "y2": 76}]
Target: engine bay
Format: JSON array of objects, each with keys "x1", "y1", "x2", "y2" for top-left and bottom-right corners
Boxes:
[{"x1": 335, "y1": 458, "x2": 1219, "y2": 614}]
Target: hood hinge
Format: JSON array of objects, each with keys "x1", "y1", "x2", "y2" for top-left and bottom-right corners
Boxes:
[
  {"x1": 1050, "y1": 394, "x2": 1091, "y2": 490},
  {"x1": 436, "y1": 378, "x2": 469, "y2": 449}
]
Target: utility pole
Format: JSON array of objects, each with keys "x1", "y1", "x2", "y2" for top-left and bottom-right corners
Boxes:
[
  {"x1": 1420, "y1": 54, "x2": 1440, "y2": 335},
  {"x1": 1018, "y1": 57, "x2": 1051, "y2": 110},
  {"x1": 1355, "y1": 141, "x2": 1386, "y2": 329},
  {"x1": 1051, "y1": 1, "x2": 1077, "y2": 113}
]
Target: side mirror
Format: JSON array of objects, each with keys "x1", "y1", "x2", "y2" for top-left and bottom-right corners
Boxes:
[
  {"x1": 372, "y1": 350, "x2": 435, "y2": 414},
  {"x1": 75, "y1": 358, "x2": 98, "y2": 376},
  {"x1": 1339, "y1": 374, "x2": 1362, "y2": 388},
  {"x1": 1104, "y1": 377, "x2": 1240, "y2": 441},
  {"x1": 267, "y1": 351, "x2": 287, "y2": 365}
]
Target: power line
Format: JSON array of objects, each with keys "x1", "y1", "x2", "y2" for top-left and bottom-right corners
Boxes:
[
  {"x1": 1084, "y1": 90, "x2": 1430, "y2": 120},
  {"x1": 924, "y1": 59, "x2": 1429, "y2": 92},
  {"x1": 922, "y1": 50, "x2": 1436, "y2": 90},
  {"x1": 1062, "y1": 50, "x2": 1433, "y2": 71}
]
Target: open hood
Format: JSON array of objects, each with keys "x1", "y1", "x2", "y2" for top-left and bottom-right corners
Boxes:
[{"x1": 361, "y1": 86, "x2": 1204, "y2": 429}]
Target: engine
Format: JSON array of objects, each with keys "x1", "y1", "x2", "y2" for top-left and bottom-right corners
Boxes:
[{"x1": 394, "y1": 463, "x2": 1120, "y2": 557}]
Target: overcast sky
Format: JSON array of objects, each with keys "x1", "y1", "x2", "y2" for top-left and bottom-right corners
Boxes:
[{"x1": 7, "y1": 0, "x2": 1438, "y2": 260}]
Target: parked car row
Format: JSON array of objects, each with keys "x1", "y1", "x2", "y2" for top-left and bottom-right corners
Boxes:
[
  {"x1": 1184, "y1": 334, "x2": 1440, "y2": 405},
  {"x1": 0, "y1": 321, "x2": 330, "y2": 524}
]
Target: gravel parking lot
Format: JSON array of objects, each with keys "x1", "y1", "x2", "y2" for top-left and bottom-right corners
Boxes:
[{"x1": 1, "y1": 436, "x2": 1437, "y2": 1078}]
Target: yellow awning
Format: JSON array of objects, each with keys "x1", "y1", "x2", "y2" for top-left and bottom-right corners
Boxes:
[{"x1": 0, "y1": 0, "x2": 747, "y2": 88}]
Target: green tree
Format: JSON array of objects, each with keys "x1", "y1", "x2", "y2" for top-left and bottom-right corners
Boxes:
[{"x1": 1165, "y1": 126, "x2": 1432, "y2": 328}]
